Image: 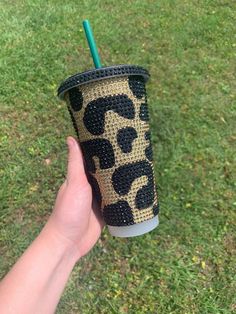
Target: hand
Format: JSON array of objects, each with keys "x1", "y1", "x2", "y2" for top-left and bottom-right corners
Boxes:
[
  {"x1": 0, "y1": 136, "x2": 105, "y2": 313},
  {"x1": 45, "y1": 136, "x2": 105, "y2": 261}
]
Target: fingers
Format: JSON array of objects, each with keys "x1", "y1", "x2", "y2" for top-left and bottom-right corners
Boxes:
[
  {"x1": 66, "y1": 136, "x2": 87, "y2": 185},
  {"x1": 92, "y1": 198, "x2": 106, "y2": 229},
  {"x1": 90, "y1": 205, "x2": 106, "y2": 233}
]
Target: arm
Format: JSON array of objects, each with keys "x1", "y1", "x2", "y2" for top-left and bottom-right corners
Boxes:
[{"x1": 0, "y1": 137, "x2": 104, "y2": 314}]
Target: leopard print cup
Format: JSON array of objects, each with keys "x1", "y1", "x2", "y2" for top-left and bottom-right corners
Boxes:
[{"x1": 58, "y1": 65, "x2": 159, "y2": 237}]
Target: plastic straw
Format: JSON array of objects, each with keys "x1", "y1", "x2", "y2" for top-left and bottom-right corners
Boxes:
[{"x1": 83, "y1": 19, "x2": 102, "y2": 68}]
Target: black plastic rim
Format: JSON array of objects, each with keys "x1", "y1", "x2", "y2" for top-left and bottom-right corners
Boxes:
[{"x1": 57, "y1": 64, "x2": 150, "y2": 99}]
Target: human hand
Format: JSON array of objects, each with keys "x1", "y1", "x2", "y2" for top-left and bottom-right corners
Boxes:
[
  {"x1": 0, "y1": 136, "x2": 104, "y2": 313},
  {"x1": 44, "y1": 136, "x2": 105, "y2": 261}
]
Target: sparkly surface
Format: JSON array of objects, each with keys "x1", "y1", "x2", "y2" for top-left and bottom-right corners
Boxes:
[
  {"x1": 63, "y1": 73, "x2": 159, "y2": 226},
  {"x1": 117, "y1": 127, "x2": 138, "y2": 153},
  {"x1": 58, "y1": 64, "x2": 150, "y2": 98}
]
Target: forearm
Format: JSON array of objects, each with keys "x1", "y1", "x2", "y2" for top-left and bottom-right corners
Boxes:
[
  {"x1": 0, "y1": 221, "x2": 79, "y2": 314},
  {"x1": 0, "y1": 136, "x2": 104, "y2": 313}
]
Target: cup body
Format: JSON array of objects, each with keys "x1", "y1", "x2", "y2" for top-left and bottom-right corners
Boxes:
[{"x1": 58, "y1": 65, "x2": 159, "y2": 237}]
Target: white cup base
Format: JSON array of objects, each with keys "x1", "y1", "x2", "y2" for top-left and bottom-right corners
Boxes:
[{"x1": 108, "y1": 215, "x2": 159, "y2": 238}]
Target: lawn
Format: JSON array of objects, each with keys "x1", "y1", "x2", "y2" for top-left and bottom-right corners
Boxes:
[{"x1": 0, "y1": 0, "x2": 235, "y2": 313}]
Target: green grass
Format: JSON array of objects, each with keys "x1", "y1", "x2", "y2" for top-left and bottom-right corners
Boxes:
[{"x1": 1, "y1": 0, "x2": 236, "y2": 313}]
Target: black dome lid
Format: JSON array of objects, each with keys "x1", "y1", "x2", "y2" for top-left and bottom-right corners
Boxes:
[{"x1": 57, "y1": 64, "x2": 150, "y2": 99}]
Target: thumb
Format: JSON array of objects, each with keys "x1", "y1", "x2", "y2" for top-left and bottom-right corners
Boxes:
[{"x1": 66, "y1": 136, "x2": 86, "y2": 185}]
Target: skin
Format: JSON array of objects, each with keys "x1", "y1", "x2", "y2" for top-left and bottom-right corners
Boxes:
[{"x1": 0, "y1": 136, "x2": 105, "y2": 314}]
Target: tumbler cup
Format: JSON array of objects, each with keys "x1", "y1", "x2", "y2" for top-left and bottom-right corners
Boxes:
[{"x1": 58, "y1": 64, "x2": 159, "y2": 237}]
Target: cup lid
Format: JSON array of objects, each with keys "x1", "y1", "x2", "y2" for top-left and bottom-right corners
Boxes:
[{"x1": 57, "y1": 64, "x2": 150, "y2": 99}]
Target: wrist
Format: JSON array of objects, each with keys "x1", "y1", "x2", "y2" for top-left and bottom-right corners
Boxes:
[{"x1": 40, "y1": 219, "x2": 81, "y2": 265}]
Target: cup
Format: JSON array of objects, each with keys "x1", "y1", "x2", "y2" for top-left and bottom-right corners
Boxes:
[{"x1": 58, "y1": 64, "x2": 159, "y2": 237}]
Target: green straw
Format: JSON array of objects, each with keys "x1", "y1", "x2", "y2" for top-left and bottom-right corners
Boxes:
[{"x1": 83, "y1": 19, "x2": 102, "y2": 68}]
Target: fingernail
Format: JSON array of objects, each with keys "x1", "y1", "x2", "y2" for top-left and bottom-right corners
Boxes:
[{"x1": 67, "y1": 137, "x2": 75, "y2": 147}]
